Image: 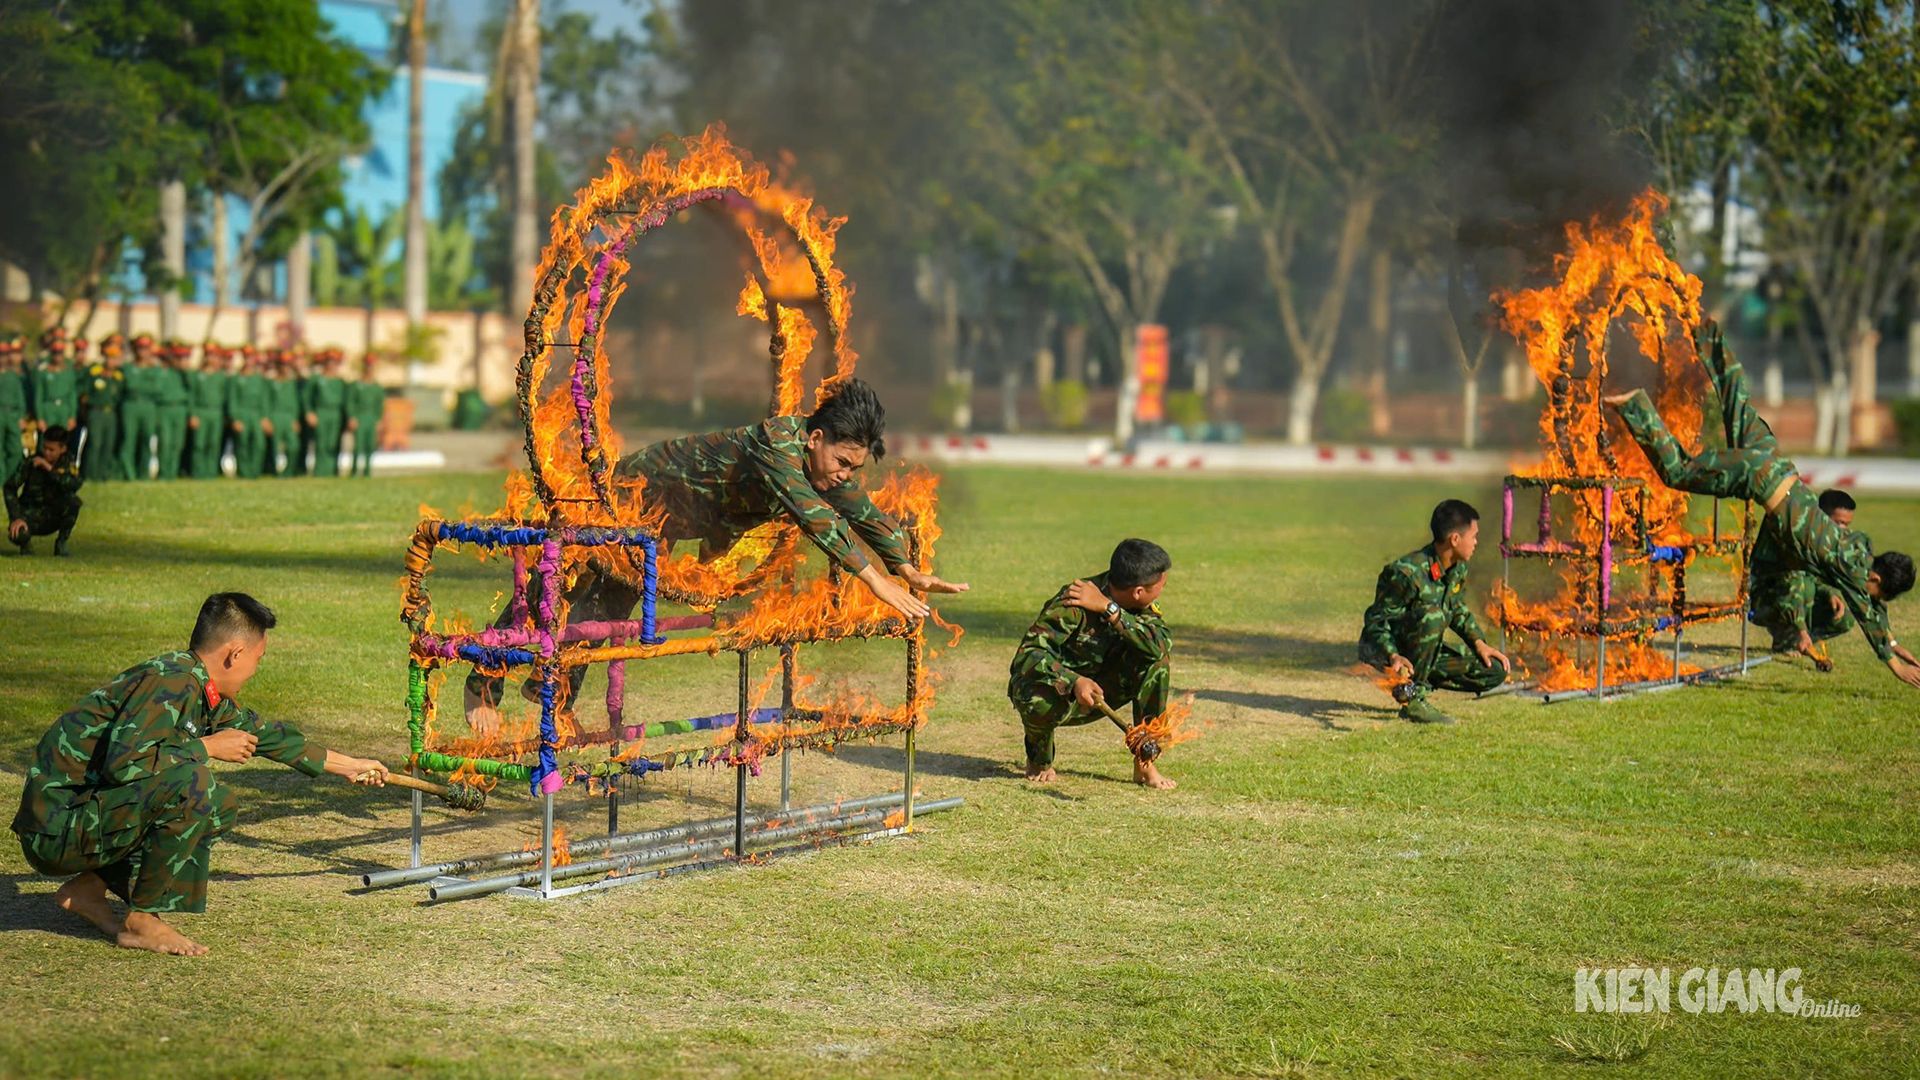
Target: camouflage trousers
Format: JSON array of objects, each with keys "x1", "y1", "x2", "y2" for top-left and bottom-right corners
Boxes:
[
  {"x1": 13, "y1": 494, "x2": 81, "y2": 542},
  {"x1": 1751, "y1": 574, "x2": 1854, "y2": 652},
  {"x1": 0, "y1": 412, "x2": 23, "y2": 487},
  {"x1": 1359, "y1": 638, "x2": 1506, "y2": 697},
  {"x1": 1009, "y1": 656, "x2": 1170, "y2": 770},
  {"x1": 1615, "y1": 394, "x2": 1796, "y2": 505},
  {"x1": 17, "y1": 760, "x2": 237, "y2": 914}
]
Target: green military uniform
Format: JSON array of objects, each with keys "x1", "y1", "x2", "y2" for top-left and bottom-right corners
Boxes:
[
  {"x1": 30, "y1": 358, "x2": 80, "y2": 431},
  {"x1": 266, "y1": 371, "x2": 301, "y2": 476},
  {"x1": 118, "y1": 362, "x2": 161, "y2": 480},
  {"x1": 1748, "y1": 512, "x2": 1864, "y2": 652},
  {"x1": 471, "y1": 414, "x2": 919, "y2": 705},
  {"x1": 0, "y1": 359, "x2": 26, "y2": 486},
  {"x1": 152, "y1": 362, "x2": 191, "y2": 480},
  {"x1": 11, "y1": 652, "x2": 327, "y2": 914},
  {"x1": 79, "y1": 361, "x2": 123, "y2": 480},
  {"x1": 302, "y1": 370, "x2": 347, "y2": 476},
  {"x1": 1359, "y1": 544, "x2": 1507, "y2": 712},
  {"x1": 5, "y1": 451, "x2": 83, "y2": 553},
  {"x1": 1614, "y1": 330, "x2": 1900, "y2": 664},
  {"x1": 187, "y1": 363, "x2": 228, "y2": 479},
  {"x1": 226, "y1": 368, "x2": 270, "y2": 479},
  {"x1": 347, "y1": 379, "x2": 384, "y2": 477},
  {"x1": 1007, "y1": 572, "x2": 1171, "y2": 770}
]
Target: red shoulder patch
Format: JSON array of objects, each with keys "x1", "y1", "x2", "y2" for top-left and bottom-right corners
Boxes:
[
  {"x1": 205, "y1": 680, "x2": 222, "y2": 709},
  {"x1": 1428, "y1": 562, "x2": 1444, "y2": 582}
]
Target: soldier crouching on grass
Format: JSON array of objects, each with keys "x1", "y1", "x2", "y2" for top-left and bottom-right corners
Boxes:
[
  {"x1": 1009, "y1": 538, "x2": 1177, "y2": 790},
  {"x1": 6, "y1": 425, "x2": 82, "y2": 556},
  {"x1": 10, "y1": 593, "x2": 390, "y2": 956},
  {"x1": 1360, "y1": 499, "x2": 1511, "y2": 725}
]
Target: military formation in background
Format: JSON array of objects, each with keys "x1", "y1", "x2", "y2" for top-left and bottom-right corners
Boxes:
[{"x1": 0, "y1": 327, "x2": 390, "y2": 485}]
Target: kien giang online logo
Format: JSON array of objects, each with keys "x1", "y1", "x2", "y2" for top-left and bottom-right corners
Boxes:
[{"x1": 1572, "y1": 967, "x2": 1860, "y2": 1017}]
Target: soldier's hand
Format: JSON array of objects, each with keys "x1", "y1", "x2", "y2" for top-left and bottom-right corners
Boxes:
[
  {"x1": 202, "y1": 729, "x2": 259, "y2": 763},
  {"x1": 1831, "y1": 594, "x2": 1845, "y2": 618},
  {"x1": 7, "y1": 519, "x2": 26, "y2": 542},
  {"x1": 1474, "y1": 640, "x2": 1511, "y2": 673},
  {"x1": 188, "y1": 415, "x2": 199, "y2": 430},
  {"x1": 1072, "y1": 676, "x2": 1105, "y2": 709},
  {"x1": 899, "y1": 567, "x2": 970, "y2": 595},
  {"x1": 857, "y1": 565, "x2": 930, "y2": 620},
  {"x1": 30, "y1": 456, "x2": 50, "y2": 471},
  {"x1": 305, "y1": 412, "x2": 317, "y2": 426},
  {"x1": 1891, "y1": 658, "x2": 1920, "y2": 690},
  {"x1": 346, "y1": 759, "x2": 390, "y2": 786},
  {"x1": 1386, "y1": 654, "x2": 1415, "y2": 679},
  {"x1": 346, "y1": 417, "x2": 359, "y2": 431},
  {"x1": 1065, "y1": 579, "x2": 1111, "y2": 615}
]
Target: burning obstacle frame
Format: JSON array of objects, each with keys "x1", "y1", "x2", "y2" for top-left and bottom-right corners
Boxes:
[
  {"x1": 362, "y1": 128, "x2": 962, "y2": 901},
  {"x1": 1487, "y1": 191, "x2": 1770, "y2": 702}
]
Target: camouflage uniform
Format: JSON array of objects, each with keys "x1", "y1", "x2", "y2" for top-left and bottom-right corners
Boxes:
[
  {"x1": 11, "y1": 652, "x2": 327, "y2": 913},
  {"x1": 1747, "y1": 512, "x2": 1863, "y2": 652},
  {"x1": 4, "y1": 451, "x2": 83, "y2": 550},
  {"x1": 1359, "y1": 544, "x2": 1506, "y2": 703},
  {"x1": 470, "y1": 415, "x2": 917, "y2": 704},
  {"x1": 0, "y1": 346, "x2": 27, "y2": 485},
  {"x1": 1007, "y1": 572, "x2": 1171, "y2": 770},
  {"x1": 80, "y1": 357, "x2": 124, "y2": 481},
  {"x1": 1614, "y1": 331, "x2": 1899, "y2": 663}
]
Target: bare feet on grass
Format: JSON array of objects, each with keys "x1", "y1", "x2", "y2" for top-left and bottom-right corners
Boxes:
[
  {"x1": 1025, "y1": 765, "x2": 1057, "y2": 783},
  {"x1": 116, "y1": 911, "x2": 208, "y2": 956},
  {"x1": 55, "y1": 872, "x2": 123, "y2": 938},
  {"x1": 1134, "y1": 759, "x2": 1177, "y2": 790}
]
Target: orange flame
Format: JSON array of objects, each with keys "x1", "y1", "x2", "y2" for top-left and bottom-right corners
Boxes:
[
  {"x1": 523, "y1": 826, "x2": 572, "y2": 868},
  {"x1": 1126, "y1": 694, "x2": 1200, "y2": 759}
]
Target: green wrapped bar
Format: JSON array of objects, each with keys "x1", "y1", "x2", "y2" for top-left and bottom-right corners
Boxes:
[
  {"x1": 414, "y1": 752, "x2": 533, "y2": 784},
  {"x1": 407, "y1": 661, "x2": 429, "y2": 755}
]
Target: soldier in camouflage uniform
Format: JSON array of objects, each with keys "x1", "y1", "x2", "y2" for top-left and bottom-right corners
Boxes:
[
  {"x1": 0, "y1": 337, "x2": 28, "y2": 486},
  {"x1": 118, "y1": 333, "x2": 161, "y2": 480},
  {"x1": 80, "y1": 334, "x2": 125, "y2": 481},
  {"x1": 1360, "y1": 500, "x2": 1510, "y2": 724},
  {"x1": 1748, "y1": 489, "x2": 1873, "y2": 665},
  {"x1": 29, "y1": 327, "x2": 80, "y2": 436},
  {"x1": 464, "y1": 379, "x2": 968, "y2": 727},
  {"x1": 5, "y1": 424, "x2": 83, "y2": 555},
  {"x1": 186, "y1": 343, "x2": 230, "y2": 479},
  {"x1": 1008, "y1": 538, "x2": 1176, "y2": 788},
  {"x1": 9, "y1": 593, "x2": 389, "y2": 956},
  {"x1": 345, "y1": 353, "x2": 385, "y2": 477},
  {"x1": 1607, "y1": 327, "x2": 1920, "y2": 688}
]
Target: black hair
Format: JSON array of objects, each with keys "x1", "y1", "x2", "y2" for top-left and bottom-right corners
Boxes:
[
  {"x1": 1873, "y1": 552, "x2": 1914, "y2": 601},
  {"x1": 1430, "y1": 499, "x2": 1480, "y2": 545},
  {"x1": 190, "y1": 592, "x2": 278, "y2": 652},
  {"x1": 806, "y1": 378, "x2": 887, "y2": 460},
  {"x1": 39, "y1": 426, "x2": 70, "y2": 446},
  {"x1": 1819, "y1": 489, "x2": 1857, "y2": 515},
  {"x1": 1109, "y1": 538, "x2": 1172, "y2": 589}
]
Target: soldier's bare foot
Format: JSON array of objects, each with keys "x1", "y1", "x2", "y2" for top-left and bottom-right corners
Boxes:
[
  {"x1": 1025, "y1": 765, "x2": 1057, "y2": 782},
  {"x1": 1134, "y1": 759, "x2": 1177, "y2": 790},
  {"x1": 116, "y1": 911, "x2": 208, "y2": 956},
  {"x1": 1601, "y1": 390, "x2": 1640, "y2": 408},
  {"x1": 54, "y1": 873, "x2": 123, "y2": 938}
]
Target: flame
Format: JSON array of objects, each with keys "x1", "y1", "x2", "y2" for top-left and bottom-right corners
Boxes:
[
  {"x1": 523, "y1": 826, "x2": 572, "y2": 867},
  {"x1": 1125, "y1": 694, "x2": 1200, "y2": 759},
  {"x1": 882, "y1": 809, "x2": 906, "y2": 829},
  {"x1": 1493, "y1": 190, "x2": 1740, "y2": 691}
]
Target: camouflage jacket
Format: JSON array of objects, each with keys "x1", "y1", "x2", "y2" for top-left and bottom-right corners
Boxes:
[
  {"x1": 11, "y1": 651, "x2": 327, "y2": 836},
  {"x1": 1769, "y1": 485, "x2": 1895, "y2": 661},
  {"x1": 82, "y1": 363, "x2": 124, "y2": 411},
  {"x1": 1008, "y1": 572, "x2": 1171, "y2": 697},
  {"x1": 1360, "y1": 544, "x2": 1486, "y2": 660},
  {"x1": 29, "y1": 362, "x2": 78, "y2": 423},
  {"x1": 4, "y1": 454, "x2": 82, "y2": 522},
  {"x1": 615, "y1": 415, "x2": 913, "y2": 575},
  {"x1": 1749, "y1": 511, "x2": 1870, "y2": 635}
]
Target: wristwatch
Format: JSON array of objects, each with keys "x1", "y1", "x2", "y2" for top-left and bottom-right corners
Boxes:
[{"x1": 1104, "y1": 601, "x2": 1120, "y2": 619}]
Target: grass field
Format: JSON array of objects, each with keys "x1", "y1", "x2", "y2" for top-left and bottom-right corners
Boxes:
[{"x1": 1, "y1": 465, "x2": 1917, "y2": 1079}]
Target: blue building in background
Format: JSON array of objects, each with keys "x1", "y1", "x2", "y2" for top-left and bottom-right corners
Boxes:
[{"x1": 181, "y1": 0, "x2": 487, "y2": 305}]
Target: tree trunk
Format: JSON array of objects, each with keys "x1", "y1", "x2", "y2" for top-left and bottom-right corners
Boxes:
[
  {"x1": 212, "y1": 195, "x2": 232, "y2": 311},
  {"x1": 1061, "y1": 322, "x2": 1087, "y2": 383},
  {"x1": 286, "y1": 232, "x2": 312, "y2": 345},
  {"x1": 1287, "y1": 371, "x2": 1320, "y2": 446},
  {"x1": 1850, "y1": 320, "x2": 1879, "y2": 449},
  {"x1": 403, "y1": 0, "x2": 429, "y2": 342},
  {"x1": 158, "y1": 179, "x2": 186, "y2": 339},
  {"x1": 507, "y1": 0, "x2": 542, "y2": 321},
  {"x1": 1462, "y1": 373, "x2": 1479, "y2": 451},
  {"x1": 1366, "y1": 247, "x2": 1391, "y2": 437},
  {"x1": 1032, "y1": 309, "x2": 1056, "y2": 391},
  {"x1": 1764, "y1": 303, "x2": 1786, "y2": 408},
  {"x1": 1703, "y1": 159, "x2": 1731, "y2": 315},
  {"x1": 1907, "y1": 316, "x2": 1920, "y2": 397}
]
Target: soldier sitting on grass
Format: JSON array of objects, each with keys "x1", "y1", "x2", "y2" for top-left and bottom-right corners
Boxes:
[
  {"x1": 6, "y1": 425, "x2": 83, "y2": 556},
  {"x1": 1359, "y1": 499, "x2": 1511, "y2": 725},
  {"x1": 1009, "y1": 538, "x2": 1177, "y2": 790},
  {"x1": 10, "y1": 593, "x2": 390, "y2": 956}
]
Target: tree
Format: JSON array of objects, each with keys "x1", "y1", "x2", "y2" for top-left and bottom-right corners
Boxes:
[
  {"x1": 503, "y1": 0, "x2": 541, "y2": 321},
  {"x1": 404, "y1": 0, "x2": 429, "y2": 337}
]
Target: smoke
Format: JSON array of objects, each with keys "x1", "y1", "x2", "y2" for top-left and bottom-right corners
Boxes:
[{"x1": 1430, "y1": 0, "x2": 1658, "y2": 261}]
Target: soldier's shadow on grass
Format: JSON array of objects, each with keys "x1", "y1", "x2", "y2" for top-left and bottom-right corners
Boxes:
[
  {"x1": 0, "y1": 874, "x2": 114, "y2": 945},
  {"x1": 1192, "y1": 687, "x2": 1390, "y2": 731},
  {"x1": 1180, "y1": 626, "x2": 1353, "y2": 671},
  {"x1": 833, "y1": 743, "x2": 1006, "y2": 782}
]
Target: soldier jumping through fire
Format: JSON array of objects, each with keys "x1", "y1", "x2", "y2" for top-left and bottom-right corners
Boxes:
[
  {"x1": 1604, "y1": 329, "x2": 1920, "y2": 689},
  {"x1": 1359, "y1": 499, "x2": 1511, "y2": 725},
  {"x1": 10, "y1": 593, "x2": 390, "y2": 956},
  {"x1": 1007, "y1": 538, "x2": 1177, "y2": 790},
  {"x1": 465, "y1": 378, "x2": 969, "y2": 731},
  {"x1": 1746, "y1": 488, "x2": 1916, "y2": 672}
]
